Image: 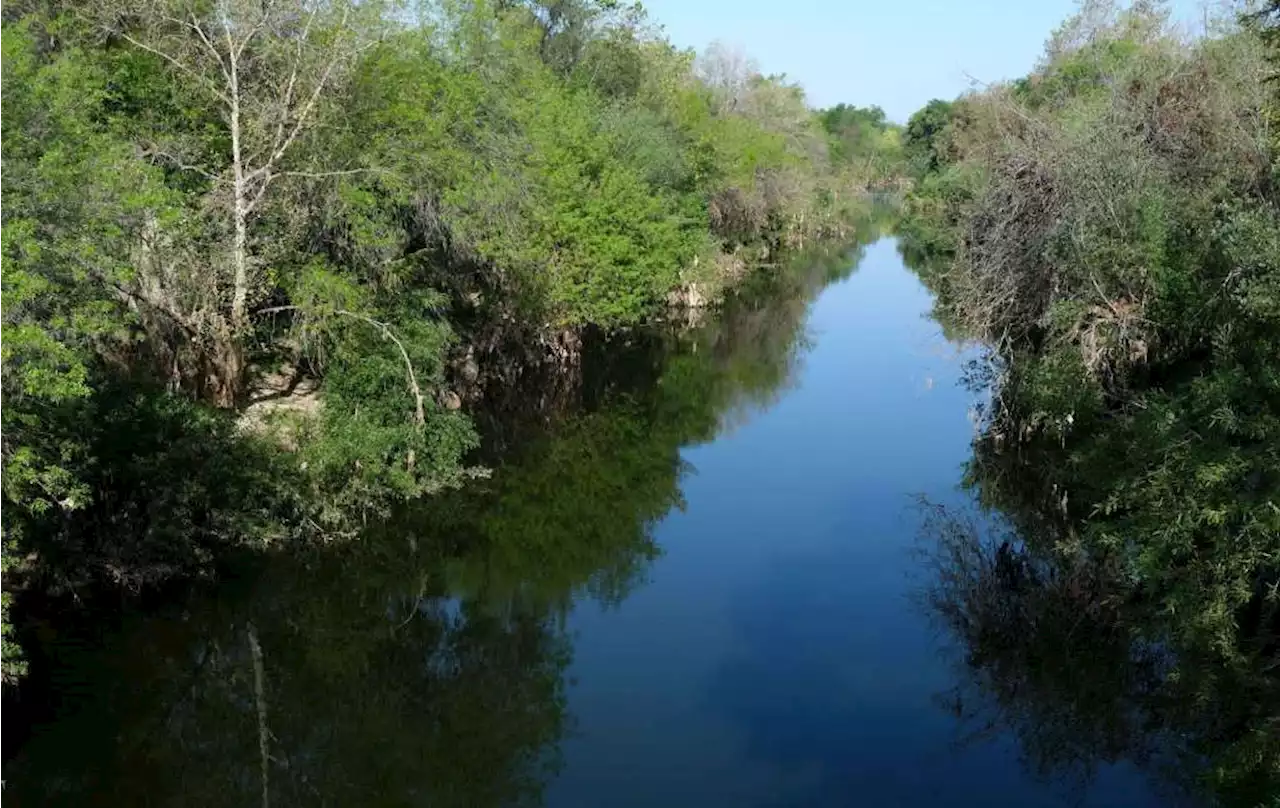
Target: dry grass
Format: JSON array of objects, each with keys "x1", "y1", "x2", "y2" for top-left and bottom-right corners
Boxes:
[{"x1": 943, "y1": 10, "x2": 1271, "y2": 389}]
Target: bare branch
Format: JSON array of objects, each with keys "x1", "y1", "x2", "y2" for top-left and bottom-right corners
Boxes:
[
  {"x1": 119, "y1": 32, "x2": 230, "y2": 105},
  {"x1": 219, "y1": 0, "x2": 235, "y2": 59},
  {"x1": 278, "y1": 168, "x2": 388, "y2": 180},
  {"x1": 142, "y1": 146, "x2": 222, "y2": 182},
  {"x1": 246, "y1": 624, "x2": 271, "y2": 808},
  {"x1": 241, "y1": 163, "x2": 389, "y2": 213},
  {"x1": 69, "y1": 253, "x2": 200, "y2": 336},
  {"x1": 160, "y1": 12, "x2": 232, "y2": 85},
  {"x1": 342, "y1": 312, "x2": 426, "y2": 428},
  {"x1": 232, "y1": 9, "x2": 270, "y2": 64},
  {"x1": 266, "y1": 8, "x2": 319, "y2": 166},
  {"x1": 248, "y1": 6, "x2": 353, "y2": 184},
  {"x1": 241, "y1": 9, "x2": 322, "y2": 214},
  {"x1": 243, "y1": 170, "x2": 275, "y2": 216}
]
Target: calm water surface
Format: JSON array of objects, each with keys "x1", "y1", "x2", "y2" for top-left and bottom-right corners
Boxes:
[
  {"x1": 546, "y1": 239, "x2": 1158, "y2": 808},
  {"x1": 6, "y1": 237, "x2": 1166, "y2": 807}
]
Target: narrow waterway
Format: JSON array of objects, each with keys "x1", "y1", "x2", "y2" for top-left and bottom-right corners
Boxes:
[
  {"x1": 543, "y1": 238, "x2": 1160, "y2": 807},
  {"x1": 6, "y1": 236, "x2": 1166, "y2": 807}
]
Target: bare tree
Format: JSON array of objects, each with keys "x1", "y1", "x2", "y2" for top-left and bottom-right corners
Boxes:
[
  {"x1": 695, "y1": 41, "x2": 759, "y2": 115},
  {"x1": 104, "y1": 0, "x2": 385, "y2": 406}
]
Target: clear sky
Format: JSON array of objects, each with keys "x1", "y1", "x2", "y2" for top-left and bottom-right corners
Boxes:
[{"x1": 641, "y1": 0, "x2": 1208, "y2": 122}]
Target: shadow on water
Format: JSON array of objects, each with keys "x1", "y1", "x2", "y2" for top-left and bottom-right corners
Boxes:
[{"x1": 2, "y1": 213, "x2": 894, "y2": 806}]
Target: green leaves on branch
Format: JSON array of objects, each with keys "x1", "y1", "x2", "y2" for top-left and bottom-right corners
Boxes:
[{"x1": 1, "y1": 0, "x2": 878, "y2": 683}]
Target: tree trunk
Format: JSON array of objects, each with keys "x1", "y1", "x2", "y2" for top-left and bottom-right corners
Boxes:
[
  {"x1": 229, "y1": 57, "x2": 250, "y2": 334},
  {"x1": 223, "y1": 39, "x2": 248, "y2": 409},
  {"x1": 210, "y1": 327, "x2": 246, "y2": 409}
]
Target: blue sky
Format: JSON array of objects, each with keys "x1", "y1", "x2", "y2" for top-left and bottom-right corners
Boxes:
[{"x1": 642, "y1": 0, "x2": 1207, "y2": 122}]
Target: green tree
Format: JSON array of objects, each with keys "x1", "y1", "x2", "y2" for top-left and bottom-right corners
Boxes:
[{"x1": 902, "y1": 98, "x2": 956, "y2": 175}]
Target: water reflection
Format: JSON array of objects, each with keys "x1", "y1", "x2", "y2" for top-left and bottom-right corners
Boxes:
[
  {"x1": 916, "y1": 497, "x2": 1280, "y2": 806},
  {"x1": 5, "y1": 213, "x2": 894, "y2": 806},
  {"x1": 10, "y1": 544, "x2": 570, "y2": 807},
  {"x1": 545, "y1": 236, "x2": 998, "y2": 808},
  {"x1": 918, "y1": 505, "x2": 1181, "y2": 795}
]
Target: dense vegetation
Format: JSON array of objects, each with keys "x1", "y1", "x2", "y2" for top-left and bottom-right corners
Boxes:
[
  {"x1": 1, "y1": 0, "x2": 894, "y2": 681},
  {"x1": 4, "y1": 218, "x2": 892, "y2": 805},
  {"x1": 902, "y1": 1, "x2": 1280, "y2": 800}
]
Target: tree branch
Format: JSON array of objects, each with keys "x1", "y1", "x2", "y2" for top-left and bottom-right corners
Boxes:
[
  {"x1": 254, "y1": 305, "x2": 427, "y2": 427},
  {"x1": 246, "y1": 623, "x2": 271, "y2": 808},
  {"x1": 244, "y1": 170, "x2": 275, "y2": 216},
  {"x1": 163, "y1": 12, "x2": 231, "y2": 85},
  {"x1": 118, "y1": 32, "x2": 230, "y2": 105},
  {"x1": 141, "y1": 146, "x2": 221, "y2": 181},
  {"x1": 69, "y1": 253, "x2": 200, "y2": 337},
  {"x1": 233, "y1": 9, "x2": 270, "y2": 63},
  {"x1": 265, "y1": 8, "x2": 319, "y2": 171},
  {"x1": 247, "y1": 6, "x2": 352, "y2": 185},
  {"x1": 278, "y1": 167, "x2": 388, "y2": 180}
]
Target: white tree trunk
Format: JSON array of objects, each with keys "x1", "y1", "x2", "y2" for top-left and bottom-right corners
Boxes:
[{"x1": 228, "y1": 29, "x2": 249, "y2": 332}]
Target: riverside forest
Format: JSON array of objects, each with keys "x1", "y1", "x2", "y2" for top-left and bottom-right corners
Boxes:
[{"x1": 2, "y1": 0, "x2": 1279, "y2": 805}]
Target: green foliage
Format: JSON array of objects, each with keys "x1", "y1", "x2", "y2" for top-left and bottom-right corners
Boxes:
[
  {"x1": 1013, "y1": 37, "x2": 1146, "y2": 110},
  {"x1": 897, "y1": 161, "x2": 983, "y2": 263},
  {"x1": 491, "y1": 81, "x2": 707, "y2": 325},
  {"x1": 334, "y1": 4, "x2": 866, "y2": 329},
  {"x1": 1, "y1": 0, "x2": 888, "y2": 685},
  {"x1": 3, "y1": 18, "x2": 169, "y2": 526},
  {"x1": 6, "y1": 542, "x2": 572, "y2": 808},
  {"x1": 905, "y1": 4, "x2": 1280, "y2": 800},
  {"x1": 920, "y1": 504, "x2": 1280, "y2": 805},
  {"x1": 902, "y1": 98, "x2": 957, "y2": 175},
  {"x1": 819, "y1": 103, "x2": 905, "y2": 187},
  {"x1": 4, "y1": 222, "x2": 882, "y2": 802},
  {"x1": 821, "y1": 104, "x2": 889, "y2": 159},
  {"x1": 292, "y1": 290, "x2": 481, "y2": 527},
  {"x1": 897, "y1": 96, "x2": 979, "y2": 266},
  {"x1": 437, "y1": 403, "x2": 675, "y2": 608}
]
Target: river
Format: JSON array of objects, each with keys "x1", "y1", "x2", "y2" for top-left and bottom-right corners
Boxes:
[{"x1": 5, "y1": 235, "x2": 1170, "y2": 806}]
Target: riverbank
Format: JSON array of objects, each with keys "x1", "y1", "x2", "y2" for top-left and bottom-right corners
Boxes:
[
  {"x1": 3, "y1": 218, "x2": 893, "y2": 794},
  {"x1": 894, "y1": 5, "x2": 1280, "y2": 799},
  {"x1": 6, "y1": 233, "x2": 1217, "y2": 807},
  {"x1": 2, "y1": 0, "x2": 907, "y2": 686}
]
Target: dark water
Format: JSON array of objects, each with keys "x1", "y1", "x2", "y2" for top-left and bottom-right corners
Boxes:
[{"x1": 6, "y1": 236, "x2": 1170, "y2": 806}]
